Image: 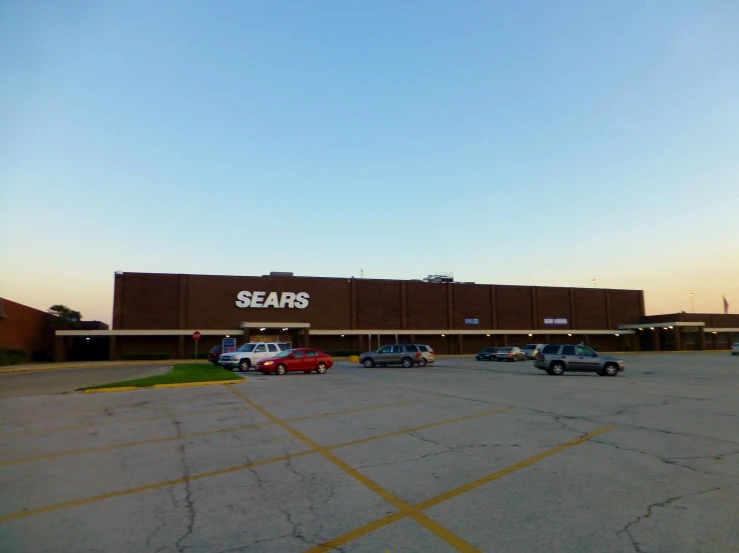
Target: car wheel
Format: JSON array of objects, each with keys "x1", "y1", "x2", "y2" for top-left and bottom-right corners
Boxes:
[
  {"x1": 604, "y1": 363, "x2": 619, "y2": 377},
  {"x1": 275, "y1": 364, "x2": 287, "y2": 375},
  {"x1": 316, "y1": 363, "x2": 327, "y2": 374},
  {"x1": 401, "y1": 357, "x2": 413, "y2": 368},
  {"x1": 363, "y1": 358, "x2": 375, "y2": 368},
  {"x1": 239, "y1": 359, "x2": 250, "y2": 372},
  {"x1": 418, "y1": 358, "x2": 427, "y2": 367},
  {"x1": 550, "y1": 362, "x2": 565, "y2": 375},
  {"x1": 303, "y1": 370, "x2": 312, "y2": 374}
]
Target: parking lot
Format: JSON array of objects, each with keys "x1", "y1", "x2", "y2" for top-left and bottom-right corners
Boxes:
[{"x1": 1, "y1": 353, "x2": 739, "y2": 553}]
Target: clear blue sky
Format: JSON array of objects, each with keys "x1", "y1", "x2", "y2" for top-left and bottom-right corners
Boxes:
[{"x1": 1, "y1": 0, "x2": 738, "y2": 323}]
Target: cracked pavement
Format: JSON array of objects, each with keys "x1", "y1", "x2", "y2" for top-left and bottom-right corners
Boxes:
[{"x1": 2, "y1": 353, "x2": 739, "y2": 552}]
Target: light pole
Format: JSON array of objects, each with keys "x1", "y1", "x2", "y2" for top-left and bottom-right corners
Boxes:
[
  {"x1": 689, "y1": 292, "x2": 695, "y2": 313},
  {"x1": 592, "y1": 279, "x2": 598, "y2": 288}
]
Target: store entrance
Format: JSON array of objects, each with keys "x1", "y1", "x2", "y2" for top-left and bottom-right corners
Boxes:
[{"x1": 249, "y1": 334, "x2": 293, "y2": 347}]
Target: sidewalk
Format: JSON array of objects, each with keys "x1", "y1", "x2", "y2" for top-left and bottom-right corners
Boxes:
[{"x1": 0, "y1": 359, "x2": 202, "y2": 374}]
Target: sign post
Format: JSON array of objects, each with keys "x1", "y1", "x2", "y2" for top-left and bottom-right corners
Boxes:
[{"x1": 192, "y1": 331, "x2": 201, "y2": 360}]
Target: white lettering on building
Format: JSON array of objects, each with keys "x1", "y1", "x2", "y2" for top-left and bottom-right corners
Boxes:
[{"x1": 235, "y1": 291, "x2": 310, "y2": 309}]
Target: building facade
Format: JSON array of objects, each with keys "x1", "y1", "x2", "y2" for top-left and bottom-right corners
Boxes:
[{"x1": 56, "y1": 272, "x2": 650, "y2": 360}]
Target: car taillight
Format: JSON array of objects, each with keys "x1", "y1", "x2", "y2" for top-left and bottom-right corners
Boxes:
[
  {"x1": 416, "y1": 352, "x2": 422, "y2": 358},
  {"x1": 537, "y1": 354, "x2": 545, "y2": 361},
  {"x1": 429, "y1": 350, "x2": 434, "y2": 356}
]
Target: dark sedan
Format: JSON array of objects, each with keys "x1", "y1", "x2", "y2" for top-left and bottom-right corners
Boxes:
[{"x1": 476, "y1": 347, "x2": 499, "y2": 361}]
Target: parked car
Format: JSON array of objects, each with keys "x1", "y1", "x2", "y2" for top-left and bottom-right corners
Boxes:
[
  {"x1": 256, "y1": 348, "x2": 333, "y2": 375},
  {"x1": 359, "y1": 344, "x2": 427, "y2": 368},
  {"x1": 219, "y1": 342, "x2": 291, "y2": 371},
  {"x1": 476, "y1": 347, "x2": 499, "y2": 361},
  {"x1": 494, "y1": 347, "x2": 525, "y2": 362},
  {"x1": 521, "y1": 343, "x2": 544, "y2": 360},
  {"x1": 732, "y1": 343, "x2": 739, "y2": 356},
  {"x1": 417, "y1": 344, "x2": 436, "y2": 364},
  {"x1": 207, "y1": 345, "x2": 223, "y2": 365},
  {"x1": 534, "y1": 344, "x2": 625, "y2": 376}
]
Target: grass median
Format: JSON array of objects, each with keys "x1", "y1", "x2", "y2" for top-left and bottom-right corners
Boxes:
[{"x1": 79, "y1": 363, "x2": 243, "y2": 390}]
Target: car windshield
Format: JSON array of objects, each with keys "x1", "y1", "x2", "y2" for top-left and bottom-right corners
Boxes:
[
  {"x1": 523, "y1": 344, "x2": 536, "y2": 349},
  {"x1": 274, "y1": 349, "x2": 293, "y2": 358},
  {"x1": 237, "y1": 344, "x2": 256, "y2": 352}
]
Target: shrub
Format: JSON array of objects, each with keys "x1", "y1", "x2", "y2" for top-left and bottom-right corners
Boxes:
[
  {"x1": 120, "y1": 353, "x2": 171, "y2": 361},
  {"x1": 0, "y1": 348, "x2": 27, "y2": 366},
  {"x1": 326, "y1": 350, "x2": 362, "y2": 357}
]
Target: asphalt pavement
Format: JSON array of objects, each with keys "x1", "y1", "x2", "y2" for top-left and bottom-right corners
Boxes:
[{"x1": 1, "y1": 353, "x2": 738, "y2": 553}]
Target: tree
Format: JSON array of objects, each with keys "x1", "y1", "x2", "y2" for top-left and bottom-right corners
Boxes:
[{"x1": 48, "y1": 305, "x2": 82, "y2": 329}]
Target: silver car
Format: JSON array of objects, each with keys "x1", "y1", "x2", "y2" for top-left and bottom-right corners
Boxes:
[
  {"x1": 417, "y1": 344, "x2": 436, "y2": 364},
  {"x1": 521, "y1": 343, "x2": 544, "y2": 360},
  {"x1": 494, "y1": 347, "x2": 526, "y2": 362},
  {"x1": 534, "y1": 344, "x2": 625, "y2": 376},
  {"x1": 732, "y1": 343, "x2": 739, "y2": 356},
  {"x1": 359, "y1": 344, "x2": 427, "y2": 368}
]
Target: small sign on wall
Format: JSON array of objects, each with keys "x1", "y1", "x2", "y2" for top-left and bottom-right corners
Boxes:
[
  {"x1": 464, "y1": 318, "x2": 480, "y2": 325},
  {"x1": 222, "y1": 337, "x2": 237, "y2": 353},
  {"x1": 544, "y1": 317, "x2": 568, "y2": 326}
]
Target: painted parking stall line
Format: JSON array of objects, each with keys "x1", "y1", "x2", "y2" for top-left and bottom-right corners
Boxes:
[
  {"x1": 300, "y1": 425, "x2": 616, "y2": 553},
  {"x1": 0, "y1": 406, "x2": 512, "y2": 522}
]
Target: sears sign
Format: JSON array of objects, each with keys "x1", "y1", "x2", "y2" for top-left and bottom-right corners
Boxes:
[{"x1": 235, "y1": 291, "x2": 310, "y2": 309}]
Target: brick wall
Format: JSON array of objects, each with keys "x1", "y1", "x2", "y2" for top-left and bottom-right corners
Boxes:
[
  {"x1": 114, "y1": 272, "x2": 646, "y2": 333},
  {"x1": 0, "y1": 298, "x2": 54, "y2": 357}
]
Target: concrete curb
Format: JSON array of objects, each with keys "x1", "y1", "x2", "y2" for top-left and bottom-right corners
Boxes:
[{"x1": 79, "y1": 379, "x2": 248, "y2": 394}]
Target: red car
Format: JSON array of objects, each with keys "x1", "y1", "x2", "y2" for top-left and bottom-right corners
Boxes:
[
  {"x1": 256, "y1": 348, "x2": 333, "y2": 375},
  {"x1": 208, "y1": 345, "x2": 223, "y2": 365}
]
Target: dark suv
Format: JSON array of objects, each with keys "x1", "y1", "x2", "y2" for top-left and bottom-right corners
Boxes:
[
  {"x1": 534, "y1": 344, "x2": 625, "y2": 376},
  {"x1": 359, "y1": 344, "x2": 427, "y2": 368}
]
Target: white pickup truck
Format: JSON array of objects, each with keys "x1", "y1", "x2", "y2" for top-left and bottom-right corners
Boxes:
[{"x1": 219, "y1": 342, "x2": 291, "y2": 371}]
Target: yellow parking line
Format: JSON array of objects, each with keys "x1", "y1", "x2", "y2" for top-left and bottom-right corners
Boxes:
[
  {"x1": 0, "y1": 393, "x2": 437, "y2": 439},
  {"x1": 0, "y1": 387, "x2": 398, "y2": 430},
  {"x1": 0, "y1": 450, "x2": 315, "y2": 523},
  {"x1": 0, "y1": 397, "x2": 444, "y2": 467},
  {"x1": 0, "y1": 407, "x2": 510, "y2": 521},
  {"x1": 332, "y1": 407, "x2": 513, "y2": 450},
  {"x1": 301, "y1": 425, "x2": 616, "y2": 553},
  {"x1": 0, "y1": 406, "x2": 251, "y2": 439},
  {"x1": 227, "y1": 386, "x2": 484, "y2": 553}
]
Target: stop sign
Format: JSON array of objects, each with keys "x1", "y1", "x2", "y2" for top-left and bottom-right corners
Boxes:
[{"x1": 192, "y1": 331, "x2": 202, "y2": 341}]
